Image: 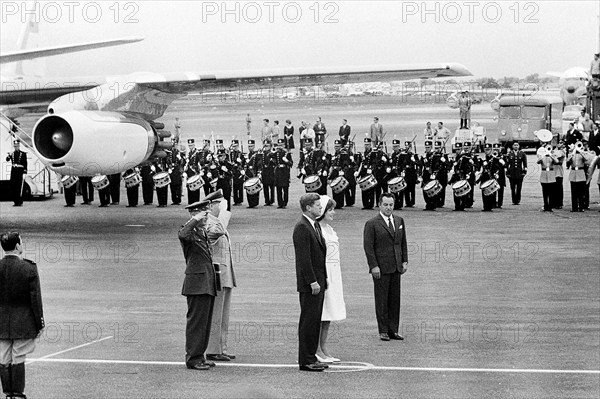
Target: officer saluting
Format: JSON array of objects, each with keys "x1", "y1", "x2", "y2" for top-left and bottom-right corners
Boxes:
[{"x1": 6, "y1": 139, "x2": 27, "y2": 206}]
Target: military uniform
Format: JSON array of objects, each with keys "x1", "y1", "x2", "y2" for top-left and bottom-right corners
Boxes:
[
  {"x1": 62, "y1": 176, "x2": 77, "y2": 207},
  {"x1": 537, "y1": 146, "x2": 559, "y2": 212},
  {"x1": 433, "y1": 142, "x2": 450, "y2": 207},
  {"x1": 245, "y1": 140, "x2": 262, "y2": 208},
  {"x1": 199, "y1": 140, "x2": 215, "y2": 197},
  {"x1": 123, "y1": 167, "x2": 140, "y2": 207},
  {"x1": 184, "y1": 139, "x2": 201, "y2": 204},
  {"x1": 262, "y1": 143, "x2": 276, "y2": 205},
  {"x1": 552, "y1": 144, "x2": 566, "y2": 209},
  {"x1": 273, "y1": 139, "x2": 293, "y2": 208},
  {"x1": 567, "y1": 143, "x2": 588, "y2": 212},
  {"x1": 178, "y1": 203, "x2": 217, "y2": 369},
  {"x1": 140, "y1": 164, "x2": 155, "y2": 205},
  {"x1": 506, "y1": 147, "x2": 528, "y2": 205},
  {"x1": 312, "y1": 144, "x2": 329, "y2": 196},
  {"x1": 493, "y1": 144, "x2": 507, "y2": 208},
  {"x1": 155, "y1": 160, "x2": 169, "y2": 207},
  {"x1": 449, "y1": 144, "x2": 472, "y2": 211},
  {"x1": 328, "y1": 140, "x2": 349, "y2": 208},
  {"x1": 344, "y1": 143, "x2": 358, "y2": 206},
  {"x1": 298, "y1": 139, "x2": 316, "y2": 193},
  {"x1": 358, "y1": 138, "x2": 377, "y2": 209},
  {"x1": 215, "y1": 149, "x2": 233, "y2": 211},
  {"x1": 97, "y1": 175, "x2": 112, "y2": 207},
  {"x1": 169, "y1": 145, "x2": 184, "y2": 205},
  {"x1": 5, "y1": 142, "x2": 27, "y2": 206},
  {"x1": 373, "y1": 145, "x2": 389, "y2": 204},
  {"x1": 230, "y1": 141, "x2": 246, "y2": 206},
  {"x1": 108, "y1": 173, "x2": 121, "y2": 205},
  {"x1": 479, "y1": 144, "x2": 499, "y2": 211},
  {"x1": 79, "y1": 176, "x2": 94, "y2": 204},
  {"x1": 389, "y1": 141, "x2": 404, "y2": 209},
  {"x1": 400, "y1": 141, "x2": 420, "y2": 207},
  {"x1": 421, "y1": 144, "x2": 439, "y2": 211}
]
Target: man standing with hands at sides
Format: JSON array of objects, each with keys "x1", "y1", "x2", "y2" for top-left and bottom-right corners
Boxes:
[
  {"x1": 339, "y1": 119, "x2": 351, "y2": 147},
  {"x1": 205, "y1": 190, "x2": 237, "y2": 362},
  {"x1": 179, "y1": 200, "x2": 218, "y2": 370},
  {"x1": 363, "y1": 193, "x2": 408, "y2": 342},
  {"x1": 293, "y1": 193, "x2": 329, "y2": 372},
  {"x1": 507, "y1": 141, "x2": 527, "y2": 205},
  {"x1": 0, "y1": 232, "x2": 44, "y2": 398},
  {"x1": 370, "y1": 117, "x2": 383, "y2": 147}
]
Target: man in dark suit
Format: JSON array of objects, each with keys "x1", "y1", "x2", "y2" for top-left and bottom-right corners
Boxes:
[
  {"x1": 5, "y1": 139, "x2": 27, "y2": 206},
  {"x1": 0, "y1": 232, "x2": 44, "y2": 398},
  {"x1": 293, "y1": 193, "x2": 329, "y2": 372},
  {"x1": 178, "y1": 200, "x2": 218, "y2": 370},
  {"x1": 363, "y1": 193, "x2": 408, "y2": 341},
  {"x1": 338, "y1": 119, "x2": 351, "y2": 147}
]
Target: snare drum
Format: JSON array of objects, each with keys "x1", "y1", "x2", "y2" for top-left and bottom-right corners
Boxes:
[
  {"x1": 357, "y1": 174, "x2": 377, "y2": 191},
  {"x1": 303, "y1": 175, "x2": 322, "y2": 192},
  {"x1": 153, "y1": 171, "x2": 171, "y2": 188},
  {"x1": 186, "y1": 175, "x2": 202, "y2": 191},
  {"x1": 423, "y1": 180, "x2": 442, "y2": 198},
  {"x1": 91, "y1": 175, "x2": 109, "y2": 191},
  {"x1": 480, "y1": 179, "x2": 500, "y2": 196},
  {"x1": 123, "y1": 173, "x2": 141, "y2": 188},
  {"x1": 243, "y1": 177, "x2": 262, "y2": 195},
  {"x1": 452, "y1": 180, "x2": 471, "y2": 197},
  {"x1": 61, "y1": 175, "x2": 79, "y2": 189},
  {"x1": 329, "y1": 176, "x2": 349, "y2": 194},
  {"x1": 387, "y1": 176, "x2": 407, "y2": 193}
]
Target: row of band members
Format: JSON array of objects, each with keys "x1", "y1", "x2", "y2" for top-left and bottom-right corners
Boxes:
[{"x1": 61, "y1": 136, "x2": 600, "y2": 213}]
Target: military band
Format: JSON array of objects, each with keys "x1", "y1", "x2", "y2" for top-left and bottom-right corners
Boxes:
[{"x1": 274, "y1": 139, "x2": 293, "y2": 208}]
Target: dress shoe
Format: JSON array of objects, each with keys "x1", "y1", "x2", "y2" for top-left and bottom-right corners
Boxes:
[
  {"x1": 203, "y1": 360, "x2": 216, "y2": 367},
  {"x1": 299, "y1": 363, "x2": 325, "y2": 372},
  {"x1": 329, "y1": 356, "x2": 341, "y2": 362},
  {"x1": 379, "y1": 333, "x2": 390, "y2": 341},
  {"x1": 315, "y1": 362, "x2": 329, "y2": 369},
  {"x1": 206, "y1": 354, "x2": 230, "y2": 361},
  {"x1": 186, "y1": 362, "x2": 210, "y2": 370},
  {"x1": 316, "y1": 354, "x2": 333, "y2": 363},
  {"x1": 389, "y1": 332, "x2": 404, "y2": 340},
  {"x1": 222, "y1": 353, "x2": 236, "y2": 360}
]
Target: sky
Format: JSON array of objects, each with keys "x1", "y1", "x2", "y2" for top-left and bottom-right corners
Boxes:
[{"x1": 1, "y1": 1, "x2": 599, "y2": 80}]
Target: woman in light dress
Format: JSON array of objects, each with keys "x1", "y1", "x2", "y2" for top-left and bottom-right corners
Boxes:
[{"x1": 316, "y1": 195, "x2": 347, "y2": 363}]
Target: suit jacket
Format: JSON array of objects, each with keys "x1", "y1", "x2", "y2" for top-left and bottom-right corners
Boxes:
[
  {"x1": 293, "y1": 216, "x2": 327, "y2": 293},
  {"x1": 370, "y1": 123, "x2": 384, "y2": 142},
  {"x1": 364, "y1": 214, "x2": 408, "y2": 274},
  {"x1": 178, "y1": 218, "x2": 217, "y2": 296},
  {"x1": 0, "y1": 256, "x2": 44, "y2": 339},
  {"x1": 206, "y1": 214, "x2": 236, "y2": 288},
  {"x1": 339, "y1": 125, "x2": 351, "y2": 140},
  {"x1": 506, "y1": 150, "x2": 527, "y2": 179}
]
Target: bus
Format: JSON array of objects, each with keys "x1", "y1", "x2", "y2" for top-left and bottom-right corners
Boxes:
[{"x1": 496, "y1": 95, "x2": 563, "y2": 147}]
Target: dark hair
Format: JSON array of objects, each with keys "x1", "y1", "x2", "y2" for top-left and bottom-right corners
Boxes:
[
  {"x1": 1, "y1": 232, "x2": 21, "y2": 251},
  {"x1": 299, "y1": 193, "x2": 320, "y2": 212},
  {"x1": 316, "y1": 198, "x2": 337, "y2": 221},
  {"x1": 378, "y1": 193, "x2": 395, "y2": 205}
]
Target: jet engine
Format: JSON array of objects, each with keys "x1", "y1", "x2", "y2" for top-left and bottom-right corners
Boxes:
[{"x1": 32, "y1": 110, "x2": 168, "y2": 176}]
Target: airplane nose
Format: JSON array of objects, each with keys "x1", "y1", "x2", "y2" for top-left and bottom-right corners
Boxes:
[
  {"x1": 566, "y1": 86, "x2": 576, "y2": 94},
  {"x1": 52, "y1": 129, "x2": 72, "y2": 151}
]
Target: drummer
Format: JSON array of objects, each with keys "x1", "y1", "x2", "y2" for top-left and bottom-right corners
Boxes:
[
  {"x1": 493, "y1": 143, "x2": 507, "y2": 209},
  {"x1": 328, "y1": 139, "x2": 348, "y2": 208},
  {"x1": 389, "y1": 139, "x2": 404, "y2": 210},
  {"x1": 433, "y1": 140, "x2": 450, "y2": 208},
  {"x1": 155, "y1": 159, "x2": 170, "y2": 208},
  {"x1": 421, "y1": 139, "x2": 439, "y2": 211},
  {"x1": 358, "y1": 137, "x2": 377, "y2": 210},
  {"x1": 62, "y1": 175, "x2": 78, "y2": 207},
  {"x1": 479, "y1": 143, "x2": 499, "y2": 212},
  {"x1": 230, "y1": 139, "x2": 246, "y2": 206},
  {"x1": 245, "y1": 139, "x2": 262, "y2": 208},
  {"x1": 274, "y1": 138, "x2": 293, "y2": 208},
  {"x1": 449, "y1": 143, "x2": 471, "y2": 211},
  {"x1": 400, "y1": 140, "x2": 419, "y2": 208},
  {"x1": 185, "y1": 138, "x2": 201, "y2": 205},
  {"x1": 462, "y1": 141, "x2": 477, "y2": 208},
  {"x1": 123, "y1": 167, "x2": 140, "y2": 207}
]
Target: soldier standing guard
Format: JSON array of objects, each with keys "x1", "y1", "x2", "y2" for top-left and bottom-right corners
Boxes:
[
  {"x1": 216, "y1": 149, "x2": 233, "y2": 211},
  {"x1": 297, "y1": 139, "x2": 315, "y2": 191},
  {"x1": 185, "y1": 138, "x2": 201, "y2": 205},
  {"x1": 6, "y1": 139, "x2": 27, "y2": 206},
  {"x1": 261, "y1": 141, "x2": 276, "y2": 206},
  {"x1": 140, "y1": 163, "x2": 155, "y2": 205},
  {"x1": 506, "y1": 142, "x2": 527, "y2": 205},
  {"x1": 344, "y1": 141, "x2": 358, "y2": 206},
  {"x1": 230, "y1": 140, "x2": 246, "y2": 206},
  {"x1": 169, "y1": 139, "x2": 184, "y2": 205},
  {"x1": 493, "y1": 143, "x2": 507, "y2": 209},
  {"x1": 245, "y1": 139, "x2": 262, "y2": 208},
  {"x1": 274, "y1": 139, "x2": 293, "y2": 208}
]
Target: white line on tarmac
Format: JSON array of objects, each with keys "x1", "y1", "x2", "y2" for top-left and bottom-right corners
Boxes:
[
  {"x1": 26, "y1": 336, "x2": 114, "y2": 365},
  {"x1": 26, "y1": 358, "x2": 600, "y2": 374}
]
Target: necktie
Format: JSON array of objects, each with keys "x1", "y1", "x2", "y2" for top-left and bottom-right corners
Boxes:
[
  {"x1": 315, "y1": 221, "x2": 324, "y2": 244},
  {"x1": 388, "y1": 216, "x2": 394, "y2": 231}
]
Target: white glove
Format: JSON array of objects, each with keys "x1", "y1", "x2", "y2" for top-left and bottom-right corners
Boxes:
[
  {"x1": 221, "y1": 166, "x2": 228, "y2": 172},
  {"x1": 382, "y1": 156, "x2": 387, "y2": 163},
  {"x1": 354, "y1": 172, "x2": 359, "y2": 177},
  {"x1": 386, "y1": 167, "x2": 391, "y2": 173},
  {"x1": 469, "y1": 159, "x2": 474, "y2": 164},
  {"x1": 237, "y1": 157, "x2": 241, "y2": 163},
  {"x1": 441, "y1": 157, "x2": 446, "y2": 163},
  {"x1": 241, "y1": 170, "x2": 245, "y2": 176},
  {"x1": 207, "y1": 172, "x2": 212, "y2": 178},
  {"x1": 151, "y1": 166, "x2": 156, "y2": 172},
  {"x1": 411, "y1": 156, "x2": 415, "y2": 162},
  {"x1": 322, "y1": 171, "x2": 328, "y2": 177},
  {"x1": 200, "y1": 171, "x2": 204, "y2": 176},
  {"x1": 483, "y1": 161, "x2": 488, "y2": 166},
  {"x1": 350, "y1": 156, "x2": 354, "y2": 162},
  {"x1": 367, "y1": 169, "x2": 372, "y2": 174},
  {"x1": 500, "y1": 159, "x2": 505, "y2": 165}
]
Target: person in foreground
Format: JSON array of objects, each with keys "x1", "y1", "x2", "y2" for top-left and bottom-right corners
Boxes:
[
  {"x1": 178, "y1": 200, "x2": 217, "y2": 370},
  {"x1": 363, "y1": 193, "x2": 408, "y2": 341},
  {"x1": 0, "y1": 232, "x2": 44, "y2": 399},
  {"x1": 315, "y1": 195, "x2": 347, "y2": 363},
  {"x1": 293, "y1": 193, "x2": 329, "y2": 372}
]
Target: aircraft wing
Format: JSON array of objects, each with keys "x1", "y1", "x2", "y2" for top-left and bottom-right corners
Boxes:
[
  {"x1": 0, "y1": 37, "x2": 144, "y2": 64},
  {"x1": 132, "y1": 63, "x2": 472, "y2": 94}
]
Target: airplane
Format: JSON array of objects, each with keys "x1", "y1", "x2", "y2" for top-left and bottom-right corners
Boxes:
[
  {"x1": 1, "y1": 20, "x2": 472, "y2": 177},
  {"x1": 546, "y1": 67, "x2": 589, "y2": 106}
]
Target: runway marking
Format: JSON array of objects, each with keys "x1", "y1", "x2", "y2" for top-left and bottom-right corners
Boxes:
[
  {"x1": 26, "y1": 358, "x2": 600, "y2": 374},
  {"x1": 124, "y1": 224, "x2": 145, "y2": 227},
  {"x1": 26, "y1": 336, "x2": 114, "y2": 365}
]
